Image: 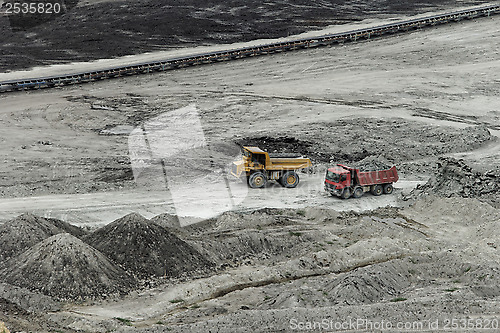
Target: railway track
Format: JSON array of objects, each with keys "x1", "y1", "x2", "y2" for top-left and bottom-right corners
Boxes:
[{"x1": 1, "y1": 3, "x2": 499, "y2": 93}]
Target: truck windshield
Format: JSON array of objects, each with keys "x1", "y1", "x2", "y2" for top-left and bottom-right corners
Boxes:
[{"x1": 326, "y1": 170, "x2": 339, "y2": 182}]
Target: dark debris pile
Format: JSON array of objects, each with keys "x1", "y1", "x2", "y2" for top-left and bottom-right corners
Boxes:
[{"x1": 405, "y1": 157, "x2": 500, "y2": 205}]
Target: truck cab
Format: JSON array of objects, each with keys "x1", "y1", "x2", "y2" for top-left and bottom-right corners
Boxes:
[
  {"x1": 232, "y1": 147, "x2": 268, "y2": 177},
  {"x1": 324, "y1": 165, "x2": 351, "y2": 197},
  {"x1": 244, "y1": 146, "x2": 269, "y2": 168}
]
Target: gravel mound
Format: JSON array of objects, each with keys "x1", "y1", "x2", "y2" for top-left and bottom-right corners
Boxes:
[
  {"x1": 268, "y1": 153, "x2": 303, "y2": 158},
  {"x1": 352, "y1": 156, "x2": 391, "y2": 172},
  {"x1": 85, "y1": 213, "x2": 214, "y2": 279},
  {"x1": 0, "y1": 282, "x2": 61, "y2": 313},
  {"x1": 325, "y1": 260, "x2": 411, "y2": 305},
  {"x1": 406, "y1": 157, "x2": 500, "y2": 201},
  {"x1": 0, "y1": 213, "x2": 87, "y2": 261},
  {"x1": 0, "y1": 233, "x2": 136, "y2": 301},
  {"x1": 150, "y1": 213, "x2": 181, "y2": 230}
]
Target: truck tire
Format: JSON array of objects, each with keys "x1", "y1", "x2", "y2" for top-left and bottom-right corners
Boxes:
[
  {"x1": 341, "y1": 188, "x2": 352, "y2": 199},
  {"x1": 371, "y1": 184, "x2": 383, "y2": 196},
  {"x1": 248, "y1": 172, "x2": 267, "y2": 188},
  {"x1": 280, "y1": 171, "x2": 299, "y2": 188},
  {"x1": 383, "y1": 183, "x2": 393, "y2": 194},
  {"x1": 353, "y1": 187, "x2": 364, "y2": 198}
]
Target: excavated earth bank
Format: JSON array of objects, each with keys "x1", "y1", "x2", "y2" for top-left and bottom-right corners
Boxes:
[{"x1": 406, "y1": 157, "x2": 500, "y2": 208}]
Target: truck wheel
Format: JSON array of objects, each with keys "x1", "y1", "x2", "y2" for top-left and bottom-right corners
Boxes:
[
  {"x1": 281, "y1": 171, "x2": 299, "y2": 188},
  {"x1": 383, "y1": 184, "x2": 393, "y2": 194},
  {"x1": 248, "y1": 172, "x2": 267, "y2": 188},
  {"x1": 353, "y1": 187, "x2": 363, "y2": 198},
  {"x1": 341, "y1": 188, "x2": 352, "y2": 199},
  {"x1": 371, "y1": 185, "x2": 383, "y2": 196}
]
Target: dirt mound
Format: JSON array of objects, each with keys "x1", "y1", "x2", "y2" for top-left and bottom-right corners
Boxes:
[
  {"x1": 85, "y1": 213, "x2": 214, "y2": 279},
  {"x1": 0, "y1": 297, "x2": 29, "y2": 318},
  {"x1": 150, "y1": 213, "x2": 181, "y2": 230},
  {"x1": 211, "y1": 210, "x2": 291, "y2": 231},
  {"x1": 405, "y1": 157, "x2": 500, "y2": 202},
  {"x1": 352, "y1": 156, "x2": 391, "y2": 171},
  {"x1": 240, "y1": 124, "x2": 491, "y2": 164},
  {"x1": 196, "y1": 230, "x2": 308, "y2": 266},
  {"x1": 325, "y1": 260, "x2": 412, "y2": 305},
  {"x1": 0, "y1": 233, "x2": 136, "y2": 301},
  {"x1": 0, "y1": 213, "x2": 87, "y2": 261},
  {"x1": 0, "y1": 282, "x2": 61, "y2": 313},
  {"x1": 236, "y1": 136, "x2": 314, "y2": 158},
  {"x1": 267, "y1": 259, "x2": 412, "y2": 309}
]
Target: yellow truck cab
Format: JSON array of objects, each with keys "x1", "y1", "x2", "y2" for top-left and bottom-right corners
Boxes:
[{"x1": 231, "y1": 146, "x2": 312, "y2": 188}]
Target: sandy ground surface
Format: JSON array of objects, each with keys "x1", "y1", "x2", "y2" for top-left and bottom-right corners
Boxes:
[{"x1": 0, "y1": 6, "x2": 499, "y2": 333}]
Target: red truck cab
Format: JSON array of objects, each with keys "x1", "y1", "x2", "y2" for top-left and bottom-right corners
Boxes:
[
  {"x1": 324, "y1": 164, "x2": 398, "y2": 199},
  {"x1": 324, "y1": 165, "x2": 350, "y2": 194}
]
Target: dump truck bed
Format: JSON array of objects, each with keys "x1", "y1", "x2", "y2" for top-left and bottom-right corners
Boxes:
[
  {"x1": 355, "y1": 166, "x2": 399, "y2": 186},
  {"x1": 267, "y1": 157, "x2": 312, "y2": 170}
]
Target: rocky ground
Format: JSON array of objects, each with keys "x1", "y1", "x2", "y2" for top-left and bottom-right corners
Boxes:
[
  {"x1": 0, "y1": 1, "x2": 500, "y2": 332},
  {"x1": 1, "y1": 191, "x2": 500, "y2": 332}
]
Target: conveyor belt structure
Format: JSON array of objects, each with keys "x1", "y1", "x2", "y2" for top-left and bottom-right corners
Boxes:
[{"x1": 1, "y1": 4, "x2": 499, "y2": 93}]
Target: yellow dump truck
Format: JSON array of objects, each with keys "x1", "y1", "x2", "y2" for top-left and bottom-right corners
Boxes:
[{"x1": 231, "y1": 146, "x2": 312, "y2": 188}]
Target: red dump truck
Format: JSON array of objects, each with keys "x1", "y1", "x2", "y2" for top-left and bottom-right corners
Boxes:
[{"x1": 324, "y1": 164, "x2": 399, "y2": 199}]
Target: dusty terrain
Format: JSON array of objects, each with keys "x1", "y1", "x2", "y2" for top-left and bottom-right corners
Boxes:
[{"x1": 0, "y1": 2, "x2": 499, "y2": 333}]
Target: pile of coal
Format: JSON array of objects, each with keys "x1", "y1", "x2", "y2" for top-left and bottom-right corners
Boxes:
[
  {"x1": 85, "y1": 213, "x2": 214, "y2": 279},
  {"x1": 0, "y1": 213, "x2": 87, "y2": 262},
  {"x1": 0, "y1": 233, "x2": 137, "y2": 301}
]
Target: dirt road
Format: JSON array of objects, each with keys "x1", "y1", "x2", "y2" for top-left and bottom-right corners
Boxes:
[{"x1": 0, "y1": 172, "x2": 423, "y2": 227}]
